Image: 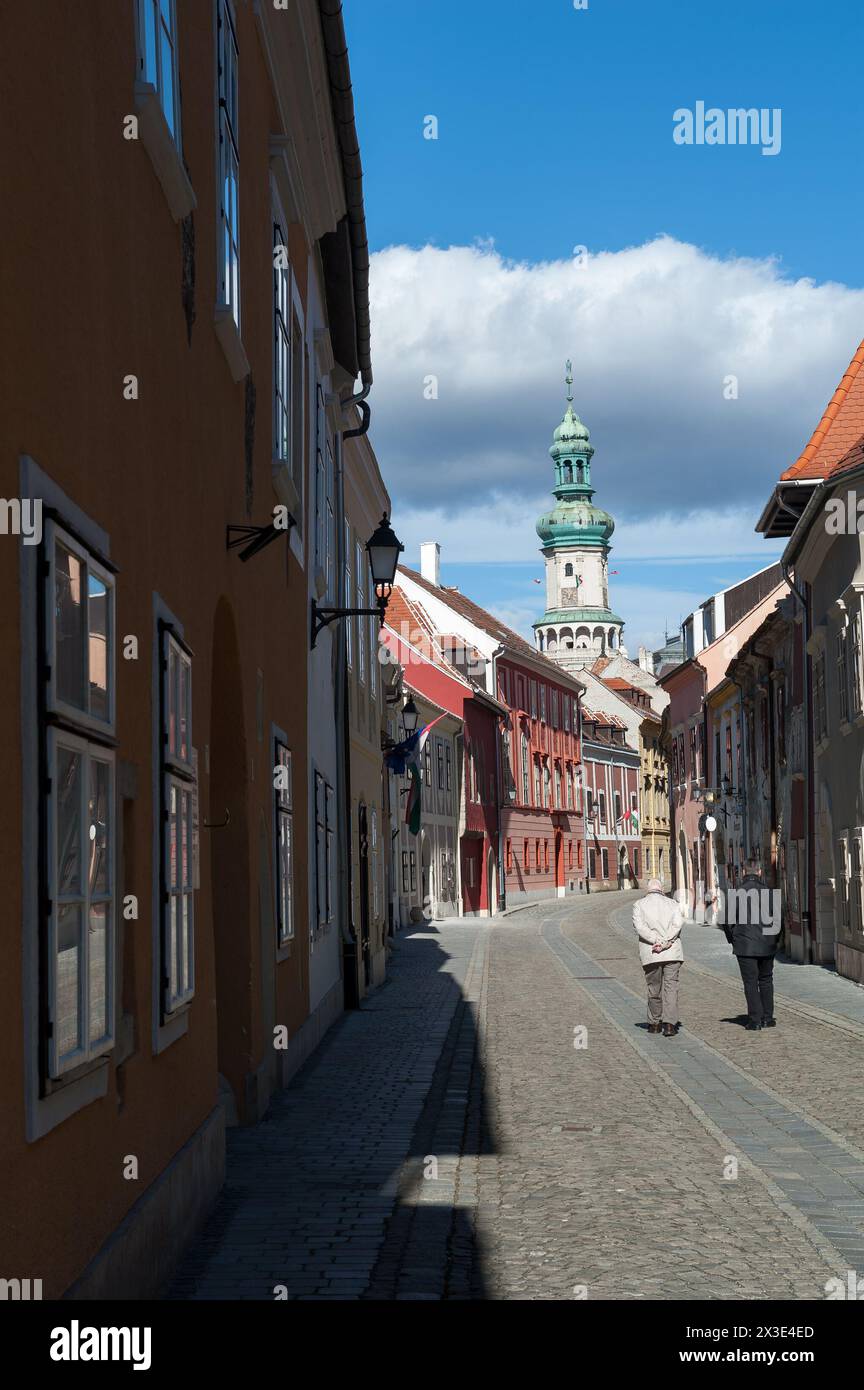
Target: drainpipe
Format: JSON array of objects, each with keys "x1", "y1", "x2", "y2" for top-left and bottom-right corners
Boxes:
[
  {"x1": 334, "y1": 427, "x2": 359, "y2": 1008},
  {"x1": 781, "y1": 556, "x2": 812, "y2": 962}
]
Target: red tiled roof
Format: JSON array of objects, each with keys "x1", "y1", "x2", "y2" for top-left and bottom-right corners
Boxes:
[
  {"x1": 398, "y1": 565, "x2": 585, "y2": 692},
  {"x1": 385, "y1": 587, "x2": 463, "y2": 678},
  {"x1": 590, "y1": 656, "x2": 612, "y2": 675},
  {"x1": 781, "y1": 339, "x2": 864, "y2": 481},
  {"x1": 829, "y1": 431, "x2": 864, "y2": 484}
]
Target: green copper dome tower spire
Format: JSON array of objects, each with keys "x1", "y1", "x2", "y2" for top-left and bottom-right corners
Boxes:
[{"x1": 532, "y1": 363, "x2": 625, "y2": 670}]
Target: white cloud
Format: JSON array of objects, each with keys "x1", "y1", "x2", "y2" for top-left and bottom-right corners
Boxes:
[{"x1": 368, "y1": 236, "x2": 864, "y2": 521}]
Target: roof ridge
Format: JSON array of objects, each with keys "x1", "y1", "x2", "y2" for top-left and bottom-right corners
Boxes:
[{"x1": 782, "y1": 338, "x2": 864, "y2": 481}]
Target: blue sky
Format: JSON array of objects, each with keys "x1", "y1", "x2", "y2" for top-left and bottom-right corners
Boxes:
[{"x1": 344, "y1": 0, "x2": 864, "y2": 652}]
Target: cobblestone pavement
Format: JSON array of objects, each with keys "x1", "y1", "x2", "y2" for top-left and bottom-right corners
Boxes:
[{"x1": 169, "y1": 894, "x2": 864, "y2": 1300}]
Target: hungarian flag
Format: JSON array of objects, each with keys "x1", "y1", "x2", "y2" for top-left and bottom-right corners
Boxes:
[
  {"x1": 619, "y1": 807, "x2": 640, "y2": 832},
  {"x1": 385, "y1": 713, "x2": 446, "y2": 837}
]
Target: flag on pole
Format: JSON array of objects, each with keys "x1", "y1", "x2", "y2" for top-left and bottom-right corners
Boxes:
[{"x1": 384, "y1": 713, "x2": 446, "y2": 837}]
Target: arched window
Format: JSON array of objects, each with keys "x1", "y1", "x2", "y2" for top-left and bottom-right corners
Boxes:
[
  {"x1": 564, "y1": 563, "x2": 573, "y2": 577},
  {"x1": 563, "y1": 463, "x2": 572, "y2": 483},
  {"x1": 577, "y1": 464, "x2": 584, "y2": 484}
]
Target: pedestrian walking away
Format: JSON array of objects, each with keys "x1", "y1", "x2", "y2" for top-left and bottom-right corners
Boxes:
[
  {"x1": 723, "y1": 863, "x2": 779, "y2": 1031},
  {"x1": 633, "y1": 878, "x2": 683, "y2": 1037}
]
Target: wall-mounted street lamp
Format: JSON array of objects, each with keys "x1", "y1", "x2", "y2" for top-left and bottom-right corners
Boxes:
[
  {"x1": 381, "y1": 694, "x2": 420, "y2": 754},
  {"x1": 401, "y1": 696, "x2": 419, "y2": 736},
  {"x1": 310, "y1": 513, "x2": 404, "y2": 649}
]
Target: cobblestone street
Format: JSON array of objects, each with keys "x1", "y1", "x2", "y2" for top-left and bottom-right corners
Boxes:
[{"x1": 170, "y1": 893, "x2": 864, "y2": 1301}]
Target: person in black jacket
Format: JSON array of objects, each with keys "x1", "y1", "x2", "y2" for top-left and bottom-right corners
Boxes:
[{"x1": 724, "y1": 865, "x2": 779, "y2": 1031}]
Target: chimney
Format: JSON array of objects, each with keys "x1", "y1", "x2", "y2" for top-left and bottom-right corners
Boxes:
[{"x1": 420, "y1": 541, "x2": 440, "y2": 587}]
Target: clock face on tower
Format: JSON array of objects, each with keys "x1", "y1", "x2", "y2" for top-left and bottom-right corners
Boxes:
[{"x1": 560, "y1": 573, "x2": 582, "y2": 607}]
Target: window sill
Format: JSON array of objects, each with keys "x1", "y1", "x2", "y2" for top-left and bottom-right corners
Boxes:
[
  {"x1": 134, "y1": 82, "x2": 196, "y2": 222},
  {"x1": 214, "y1": 305, "x2": 250, "y2": 382},
  {"x1": 815, "y1": 735, "x2": 830, "y2": 758},
  {"x1": 840, "y1": 719, "x2": 854, "y2": 737},
  {"x1": 28, "y1": 1057, "x2": 109, "y2": 1142},
  {"x1": 272, "y1": 458, "x2": 300, "y2": 515}
]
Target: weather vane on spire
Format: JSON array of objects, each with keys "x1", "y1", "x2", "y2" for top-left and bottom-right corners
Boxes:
[{"x1": 565, "y1": 359, "x2": 573, "y2": 404}]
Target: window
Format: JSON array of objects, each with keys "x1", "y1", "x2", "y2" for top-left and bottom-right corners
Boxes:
[
  {"x1": 524, "y1": 838, "x2": 530, "y2": 873},
  {"x1": 614, "y1": 791, "x2": 622, "y2": 823},
  {"x1": 565, "y1": 562, "x2": 573, "y2": 577},
  {"x1": 402, "y1": 851, "x2": 409, "y2": 894},
  {"x1": 325, "y1": 439, "x2": 335, "y2": 602},
  {"x1": 543, "y1": 760, "x2": 551, "y2": 808},
  {"x1": 138, "y1": 0, "x2": 180, "y2": 141},
  {"x1": 851, "y1": 831, "x2": 864, "y2": 935},
  {"x1": 601, "y1": 847, "x2": 609, "y2": 878},
  {"x1": 563, "y1": 698, "x2": 570, "y2": 733},
  {"x1": 345, "y1": 522, "x2": 352, "y2": 667},
  {"x1": 445, "y1": 744, "x2": 452, "y2": 791},
  {"x1": 555, "y1": 764, "x2": 562, "y2": 808},
  {"x1": 598, "y1": 790, "x2": 607, "y2": 826},
  {"x1": 814, "y1": 651, "x2": 827, "y2": 742},
  {"x1": 424, "y1": 741, "x2": 433, "y2": 787},
  {"x1": 274, "y1": 740, "x2": 293, "y2": 944},
  {"x1": 724, "y1": 722, "x2": 733, "y2": 783},
  {"x1": 551, "y1": 690, "x2": 558, "y2": 728},
  {"x1": 521, "y1": 732, "x2": 530, "y2": 804},
  {"x1": 586, "y1": 789, "x2": 594, "y2": 822},
  {"x1": 837, "y1": 835, "x2": 850, "y2": 933},
  {"x1": 533, "y1": 758, "x2": 541, "y2": 807},
  {"x1": 544, "y1": 840, "x2": 550, "y2": 873},
  {"x1": 217, "y1": 0, "x2": 240, "y2": 325},
  {"x1": 837, "y1": 630, "x2": 850, "y2": 725},
  {"x1": 568, "y1": 841, "x2": 573, "y2": 871},
  {"x1": 850, "y1": 610, "x2": 863, "y2": 719},
  {"x1": 44, "y1": 530, "x2": 117, "y2": 1086},
  {"x1": 535, "y1": 839, "x2": 541, "y2": 870},
  {"x1": 437, "y1": 741, "x2": 445, "y2": 790},
  {"x1": 776, "y1": 681, "x2": 786, "y2": 765},
  {"x1": 314, "y1": 382, "x2": 326, "y2": 576},
  {"x1": 588, "y1": 847, "x2": 596, "y2": 879},
  {"x1": 314, "y1": 774, "x2": 334, "y2": 929},
  {"x1": 160, "y1": 628, "x2": 194, "y2": 1017},
  {"x1": 356, "y1": 540, "x2": 366, "y2": 684},
  {"x1": 273, "y1": 220, "x2": 291, "y2": 465},
  {"x1": 634, "y1": 847, "x2": 640, "y2": 877},
  {"x1": 506, "y1": 839, "x2": 513, "y2": 872},
  {"x1": 540, "y1": 685, "x2": 547, "y2": 723},
  {"x1": 530, "y1": 681, "x2": 538, "y2": 719}
]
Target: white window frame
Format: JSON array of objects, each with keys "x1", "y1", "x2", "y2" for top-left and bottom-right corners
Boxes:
[
  {"x1": 274, "y1": 733, "x2": 294, "y2": 946},
  {"x1": 368, "y1": 558, "x2": 378, "y2": 699},
  {"x1": 356, "y1": 539, "x2": 366, "y2": 684},
  {"x1": 45, "y1": 520, "x2": 116, "y2": 737},
  {"x1": 216, "y1": 0, "x2": 240, "y2": 327},
  {"x1": 46, "y1": 728, "x2": 116, "y2": 1079},
  {"x1": 160, "y1": 626, "x2": 195, "y2": 1016},
  {"x1": 314, "y1": 381, "x2": 327, "y2": 578},
  {"x1": 137, "y1": 0, "x2": 181, "y2": 145},
  {"x1": 273, "y1": 215, "x2": 291, "y2": 466},
  {"x1": 851, "y1": 829, "x2": 864, "y2": 936},
  {"x1": 345, "y1": 521, "x2": 353, "y2": 667}
]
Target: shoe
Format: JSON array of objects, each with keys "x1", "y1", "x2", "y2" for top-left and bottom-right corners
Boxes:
[
  {"x1": 647, "y1": 1022, "x2": 662, "y2": 1034},
  {"x1": 763, "y1": 1017, "x2": 776, "y2": 1028},
  {"x1": 745, "y1": 1021, "x2": 761, "y2": 1031},
  {"x1": 662, "y1": 1023, "x2": 676, "y2": 1037}
]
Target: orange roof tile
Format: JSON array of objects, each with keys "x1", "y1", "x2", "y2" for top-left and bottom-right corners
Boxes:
[
  {"x1": 829, "y1": 431, "x2": 864, "y2": 484},
  {"x1": 782, "y1": 339, "x2": 864, "y2": 481}
]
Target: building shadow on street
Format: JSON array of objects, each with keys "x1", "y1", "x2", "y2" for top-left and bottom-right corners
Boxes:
[{"x1": 167, "y1": 923, "x2": 496, "y2": 1301}]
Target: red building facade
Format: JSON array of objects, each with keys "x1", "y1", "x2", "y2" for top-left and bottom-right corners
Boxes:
[
  {"x1": 382, "y1": 589, "x2": 502, "y2": 916},
  {"x1": 497, "y1": 656, "x2": 586, "y2": 904},
  {"x1": 580, "y1": 707, "x2": 642, "y2": 890}
]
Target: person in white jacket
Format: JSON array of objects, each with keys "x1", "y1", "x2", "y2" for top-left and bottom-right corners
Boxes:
[{"x1": 632, "y1": 879, "x2": 684, "y2": 1037}]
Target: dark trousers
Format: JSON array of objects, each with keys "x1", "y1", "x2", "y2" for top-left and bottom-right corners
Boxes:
[{"x1": 737, "y1": 955, "x2": 774, "y2": 1024}]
